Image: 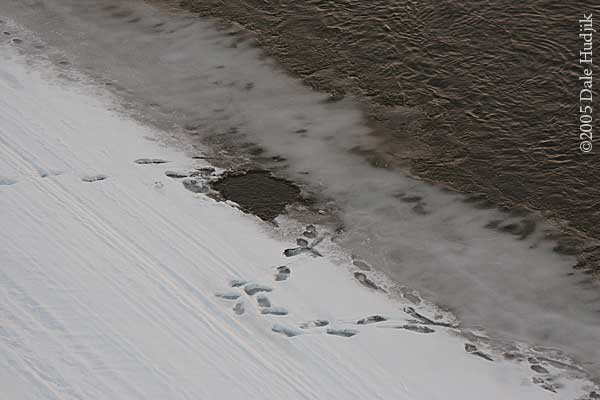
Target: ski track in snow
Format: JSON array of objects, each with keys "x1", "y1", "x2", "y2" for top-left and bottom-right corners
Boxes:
[{"x1": 0, "y1": 31, "x2": 597, "y2": 400}]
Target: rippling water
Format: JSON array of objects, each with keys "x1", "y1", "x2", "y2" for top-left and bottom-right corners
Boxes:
[{"x1": 181, "y1": 0, "x2": 600, "y2": 253}]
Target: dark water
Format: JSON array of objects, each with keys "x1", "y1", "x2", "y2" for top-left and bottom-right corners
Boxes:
[
  {"x1": 212, "y1": 171, "x2": 302, "y2": 220},
  {"x1": 180, "y1": 0, "x2": 600, "y2": 269}
]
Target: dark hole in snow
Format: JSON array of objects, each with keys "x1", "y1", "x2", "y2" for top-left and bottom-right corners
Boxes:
[{"x1": 211, "y1": 171, "x2": 301, "y2": 221}]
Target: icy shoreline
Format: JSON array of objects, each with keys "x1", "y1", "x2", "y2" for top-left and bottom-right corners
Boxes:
[
  {"x1": 1, "y1": 31, "x2": 598, "y2": 399},
  {"x1": 2, "y1": 0, "x2": 599, "y2": 377}
]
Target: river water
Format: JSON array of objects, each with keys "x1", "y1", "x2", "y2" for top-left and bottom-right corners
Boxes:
[{"x1": 1, "y1": 0, "x2": 599, "y2": 379}]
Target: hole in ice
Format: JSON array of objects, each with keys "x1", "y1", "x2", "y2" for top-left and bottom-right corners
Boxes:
[{"x1": 211, "y1": 170, "x2": 301, "y2": 221}]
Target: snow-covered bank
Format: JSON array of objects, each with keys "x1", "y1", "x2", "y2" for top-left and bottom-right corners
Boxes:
[
  {"x1": 0, "y1": 40, "x2": 595, "y2": 399},
  {"x1": 2, "y1": 0, "x2": 599, "y2": 374}
]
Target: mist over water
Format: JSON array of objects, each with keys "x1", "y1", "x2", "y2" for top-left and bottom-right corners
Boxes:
[{"x1": 2, "y1": 0, "x2": 599, "y2": 376}]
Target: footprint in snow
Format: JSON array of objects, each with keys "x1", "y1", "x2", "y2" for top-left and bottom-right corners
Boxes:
[
  {"x1": 356, "y1": 315, "x2": 387, "y2": 325},
  {"x1": 527, "y1": 358, "x2": 549, "y2": 374},
  {"x1": 165, "y1": 170, "x2": 192, "y2": 178},
  {"x1": 402, "y1": 292, "x2": 422, "y2": 305},
  {"x1": 303, "y1": 224, "x2": 317, "y2": 239},
  {"x1": 272, "y1": 324, "x2": 303, "y2": 337},
  {"x1": 300, "y1": 320, "x2": 329, "y2": 329},
  {"x1": 388, "y1": 325, "x2": 436, "y2": 334},
  {"x1": 354, "y1": 272, "x2": 385, "y2": 292},
  {"x1": 352, "y1": 260, "x2": 372, "y2": 271},
  {"x1": 464, "y1": 343, "x2": 494, "y2": 361},
  {"x1": 243, "y1": 283, "x2": 273, "y2": 296},
  {"x1": 404, "y1": 307, "x2": 454, "y2": 328},
  {"x1": 230, "y1": 279, "x2": 248, "y2": 288},
  {"x1": 296, "y1": 238, "x2": 309, "y2": 247},
  {"x1": 260, "y1": 307, "x2": 288, "y2": 316},
  {"x1": 82, "y1": 174, "x2": 108, "y2": 183},
  {"x1": 256, "y1": 294, "x2": 271, "y2": 308},
  {"x1": 0, "y1": 178, "x2": 17, "y2": 186},
  {"x1": 215, "y1": 291, "x2": 241, "y2": 300},
  {"x1": 326, "y1": 328, "x2": 358, "y2": 338},
  {"x1": 274, "y1": 266, "x2": 290, "y2": 281},
  {"x1": 182, "y1": 178, "x2": 207, "y2": 193},
  {"x1": 134, "y1": 158, "x2": 169, "y2": 165},
  {"x1": 233, "y1": 301, "x2": 245, "y2": 315},
  {"x1": 530, "y1": 365, "x2": 549, "y2": 374},
  {"x1": 284, "y1": 235, "x2": 324, "y2": 257},
  {"x1": 531, "y1": 377, "x2": 561, "y2": 394}
]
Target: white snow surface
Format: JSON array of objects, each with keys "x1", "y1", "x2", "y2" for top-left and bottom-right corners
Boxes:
[{"x1": 0, "y1": 45, "x2": 594, "y2": 399}]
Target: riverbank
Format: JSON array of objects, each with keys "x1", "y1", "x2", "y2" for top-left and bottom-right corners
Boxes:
[
  {"x1": 1, "y1": 0, "x2": 599, "y2": 388},
  {"x1": 3, "y1": 37, "x2": 595, "y2": 399}
]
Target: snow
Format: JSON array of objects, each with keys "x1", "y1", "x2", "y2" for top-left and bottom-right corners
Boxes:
[
  {"x1": 0, "y1": 36, "x2": 596, "y2": 400},
  {"x1": 2, "y1": 0, "x2": 599, "y2": 370}
]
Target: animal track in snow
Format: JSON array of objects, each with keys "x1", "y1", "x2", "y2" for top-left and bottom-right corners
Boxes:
[
  {"x1": 326, "y1": 328, "x2": 358, "y2": 338},
  {"x1": 300, "y1": 320, "x2": 329, "y2": 329},
  {"x1": 243, "y1": 283, "x2": 273, "y2": 296},
  {"x1": 274, "y1": 266, "x2": 290, "y2": 281},
  {"x1": 356, "y1": 315, "x2": 387, "y2": 325},
  {"x1": 260, "y1": 307, "x2": 288, "y2": 316},
  {"x1": 256, "y1": 294, "x2": 271, "y2": 307},
  {"x1": 391, "y1": 325, "x2": 436, "y2": 334},
  {"x1": 530, "y1": 365, "x2": 549, "y2": 374},
  {"x1": 82, "y1": 174, "x2": 108, "y2": 183},
  {"x1": 463, "y1": 343, "x2": 494, "y2": 361},
  {"x1": 134, "y1": 158, "x2": 169, "y2": 165},
  {"x1": 233, "y1": 301, "x2": 245, "y2": 315},
  {"x1": 527, "y1": 357, "x2": 549, "y2": 374},
  {"x1": 0, "y1": 177, "x2": 17, "y2": 186},
  {"x1": 303, "y1": 224, "x2": 317, "y2": 238},
  {"x1": 296, "y1": 238, "x2": 309, "y2": 247},
  {"x1": 354, "y1": 272, "x2": 384, "y2": 291},
  {"x1": 165, "y1": 170, "x2": 192, "y2": 178},
  {"x1": 403, "y1": 307, "x2": 454, "y2": 327},
  {"x1": 215, "y1": 292, "x2": 241, "y2": 300},
  {"x1": 352, "y1": 260, "x2": 371, "y2": 271},
  {"x1": 230, "y1": 279, "x2": 248, "y2": 288},
  {"x1": 284, "y1": 235, "x2": 324, "y2": 258},
  {"x1": 182, "y1": 178, "x2": 207, "y2": 194},
  {"x1": 272, "y1": 324, "x2": 303, "y2": 337}
]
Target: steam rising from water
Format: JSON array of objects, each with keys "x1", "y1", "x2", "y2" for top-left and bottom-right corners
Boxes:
[{"x1": 2, "y1": 0, "x2": 599, "y2": 375}]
